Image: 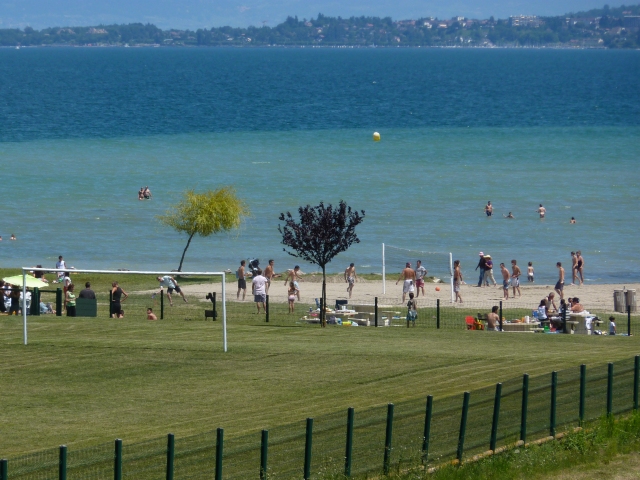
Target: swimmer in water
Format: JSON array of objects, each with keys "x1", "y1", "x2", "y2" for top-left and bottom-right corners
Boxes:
[
  {"x1": 537, "y1": 204, "x2": 546, "y2": 219},
  {"x1": 503, "y1": 212, "x2": 515, "y2": 219},
  {"x1": 484, "y1": 201, "x2": 493, "y2": 217},
  {"x1": 10, "y1": 234, "x2": 16, "y2": 240},
  {"x1": 570, "y1": 217, "x2": 576, "y2": 224}
]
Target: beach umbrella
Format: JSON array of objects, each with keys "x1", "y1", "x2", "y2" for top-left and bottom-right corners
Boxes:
[{"x1": 2, "y1": 275, "x2": 48, "y2": 288}]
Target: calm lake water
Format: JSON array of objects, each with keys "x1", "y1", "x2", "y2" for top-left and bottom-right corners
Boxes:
[{"x1": 0, "y1": 48, "x2": 638, "y2": 283}]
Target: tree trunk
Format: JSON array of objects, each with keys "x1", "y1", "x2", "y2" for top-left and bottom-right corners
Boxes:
[
  {"x1": 321, "y1": 266, "x2": 326, "y2": 328},
  {"x1": 178, "y1": 233, "x2": 195, "y2": 272}
]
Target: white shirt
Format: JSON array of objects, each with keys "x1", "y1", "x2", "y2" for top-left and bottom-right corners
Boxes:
[
  {"x1": 56, "y1": 260, "x2": 66, "y2": 277},
  {"x1": 252, "y1": 275, "x2": 267, "y2": 295},
  {"x1": 159, "y1": 276, "x2": 176, "y2": 289},
  {"x1": 416, "y1": 266, "x2": 427, "y2": 280}
]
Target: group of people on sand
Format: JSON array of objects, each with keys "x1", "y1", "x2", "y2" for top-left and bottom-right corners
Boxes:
[
  {"x1": 137, "y1": 186, "x2": 152, "y2": 200},
  {"x1": 484, "y1": 201, "x2": 576, "y2": 223}
]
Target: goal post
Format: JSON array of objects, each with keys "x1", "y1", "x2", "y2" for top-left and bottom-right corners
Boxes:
[
  {"x1": 382, "y1": 244, "x2": 454, "y2": 302},
  {"x1": 20, "y1": 268, "x2": 228, "y2": 351}
]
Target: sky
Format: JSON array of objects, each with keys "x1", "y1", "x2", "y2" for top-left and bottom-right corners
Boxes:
[{"x1": 0, "y1": 0, "x2": 618, "y2": 30}]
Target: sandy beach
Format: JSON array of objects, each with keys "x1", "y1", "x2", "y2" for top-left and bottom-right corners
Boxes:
[{"x1": 175, "y1": 274, "x2": 639, "y2": 314}]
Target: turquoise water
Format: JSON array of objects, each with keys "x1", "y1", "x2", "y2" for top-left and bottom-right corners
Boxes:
[{"x1": 0, "y1": 49, "x2": 638, "y2": 282}]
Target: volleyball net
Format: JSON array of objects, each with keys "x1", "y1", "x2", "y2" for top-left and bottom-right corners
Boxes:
[
  {"x1": 18, "y1": 268, "x2": 228, "y2": 351},
  {"x1": 382, "y1": 244, "x2": 453, "y2": 302}
]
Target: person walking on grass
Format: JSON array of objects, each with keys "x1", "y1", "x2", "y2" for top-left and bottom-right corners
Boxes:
[
  {"x1": 344, "y1": 262, "x2": 358, "y2": 299},
  {"x1": 287, "y1": 282, "x2": 298, "y2": 314},
  {"x1": 453, "y1": 260, "x2": 463, "y2": 303},
  {"x1": 253, "y1": 268, "x2": 268, "y2": 314},
  {"x1": 555, "y1": 262, "x2": 565, "y2": 300},
  {"x1": 396, "y1": 262, "x2": 416, "y2": 303},
  {"x1": 156, "y1": 275, "x2": 187, "y2": 306},
  {"x1": 511, "y1": 260, "x2": 522, "y2": 298},
  {"x1": 500, "y1": 263, "x2": 510, "y2": 300}
]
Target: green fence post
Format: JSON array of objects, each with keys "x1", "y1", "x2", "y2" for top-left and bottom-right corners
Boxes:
[
  {"x1": 160, "y1": 288, "x2": 164, "y2": 320},
  {"x1": 0, "y1": 459, "x2": 6, "y2": 480},
  {"x1": 520, "y1": 373, "x2": 529, "y2": 443},
  {"x1": 383, "y1": 403, "x2": 394, "y2": 475},
  {"x1": 266, "y1": 294, "x2": 270, "y2": 323},
  {"x1": 634, "y1": 355, "x2": 639, "y2": 411},
  {"x1": 260, "y1": 430, "x2": 268, "y2": 480},
  {"x1": 436, "y1": 299, "x2": 440, "y2": 329},
  {"x1": 375, "y1": 297, "x2": 378, "y2": 327},
  {"x1": 59, "y1": 445, "x2": 67, "y2": 480},
  {"x1": 499, "y1": 301, "x2": 503, "y2": 331},
  {"x1": 550, "y1": 371, "x2": 557, "y2": 437},
  {"x1": 56, "y1": 288, "x2": 63, "y2": 316},
  {"x1": 166, "y1": 433, "x2": 174, "y2": 480},
  {"x1": 607, "y1": 362, "x2": 614, "y2": 416},
  {"x1": 345, "y1": 407, "x2": 354, "y2": 477},
  {"x1": 579, "y1": 364, "x2": 586, "y2": 426},
  {"x1": 628, "y1": 305, "x2": 632, "y2": 336},
  {"x1": 490, "y1": 383, "x2": 502, "y2": 452},
  {"x1": 114, "y1": 439, "x2": 122, "y2": 480},
  {"x1": 422, "y1": 395, "x2": 433, "y2": 463},
  {"x1": 457, "y1": 392, "x2": 470, "y2": 463},
  {"x1": 215, "y1": 428, "x2": 223, "y2": 480},
  {"x1": 304, "y1": 418, "x2": 313, "y2": 480}
]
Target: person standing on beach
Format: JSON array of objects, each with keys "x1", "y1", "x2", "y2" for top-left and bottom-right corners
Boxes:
[
  {"x1": 396, "y1": 262, "x2": 416, "y2": 303},
  {"x1": 500, "y1": 263, "x2": 510, "y2": 300},
  {"x1": 570, "y1": 252, "x2": 578, "y2": 285},
  {"x1": 252, "y1": 268, "x2": 268, "y2": 314},
  {"x1": 555, "y1": 262, "x2": 565, "y2": 300},
  {"x1": 537, "y1": 204, "x2": 546, "y2": 219},
  {"x1": 576, "y1": 251, "x2": 585, "y2": 285},
  {"x1": 475, "y1": 252, "x2": 486, "y2": 287},
  {"x1": 263, "y1": 259, "x2": 280, "y2": 294},
  {"x1": 527, "y1": 262, "x2": 535, "y2": 282},
  {"x1": 511, "y1": 260, "x2": 522, "y2": 297},
  {"x1": 415, "y1": 260, "x2": 427, "y2": 297},
  {"x1": 237, "y1": 260, "x2": 248, "y2": 300},
  {"x1": 344, "y1": 263, "x2": 357, "y2": 299},
  {"x1": 483, "y1": 255, "x2": 497, "y2": 287},
  {"x1": 284, "y1": 266, "x2": 303, "y2": 301},
  {"x1": 453, "y1": 260, "x2": 463, "y2": 303},
  {"x1": 485, "y1": 201, "x2": 493, "y2": 217}
]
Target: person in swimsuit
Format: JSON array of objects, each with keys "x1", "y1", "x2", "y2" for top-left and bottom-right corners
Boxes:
[
  {"x1": 138, "y1": 188, "x2": 145, "y2": 201},
  {"x1": 143, "y1": 186, "x2": 152, "y2": 199},
  {"x1": 396, "y1": 262, "x2": 416, "y2": 303},
  {"x1": 576, "y1": 251, "x2": 584, "y2": 285},
  {"x1": 110, "y1": 281, "x2": 128, "y2": 318},
  {"x1": 570, "y1": 252, "x2": 578, "y2": 285},
  {"x1": 486, "y1": 306, "x2": 500, "y2": 331},
  {"x1": 344, "y1": 263, "x2": 357, "y2": 299},
  {"x1": 237, "y1": 260, "x2": 248, "y2": 300},
  {"x1": 65, "y1": 283, "x2": 77, "y2": 317},
  {"x1": 537, "y1": 204, "x2": 546, "y2": 219},
  {"x1": 510, "y1": 260, "x2": 521, "y2": 298},
  {"x1": 10, "y1": 234, "x2": 16, "y2": 240},
  {"x1": 503, "y1": 212, "x2": 515, "y2": 219},
  {"x1": 287, "y1": 282, "x2": 298, "y2": 313},
  {"x1": 284, "y1": 266, "x2": 303, "y2": 301},
  {"x1": 147, "y1": 308, "x2": 158, "y2": 320},
  {"x1": 500, "y1": 263, "x2": 510, "y2": 300},
  {"x1": 485, "y1": 201, "x2": 493, "y2": 217},
  {"x1": 453, "y1": 260, "x2": 463, "y2": 303},
  {"x1": 570, "y1": 217, "x2": 576, "y2": 224},
  {"x1": 263, "y1": 259, "x2": 280, "y2": 294}
]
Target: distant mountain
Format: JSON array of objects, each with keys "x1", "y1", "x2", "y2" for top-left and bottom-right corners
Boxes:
[{"x1": 0, "y1": 0, "x2": 627, "y2": 31}]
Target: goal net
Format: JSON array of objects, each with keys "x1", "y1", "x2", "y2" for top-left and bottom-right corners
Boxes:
[
  {"x1": 18, "y1": 268, "x2": 228, "y2": 350},
  {"x1": 382, "y1": 244, "x2": 453, "y2": 301}
]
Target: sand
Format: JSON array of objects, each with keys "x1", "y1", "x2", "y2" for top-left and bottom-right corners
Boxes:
[{"x1": 175, "y1": 274, "x2": 639, "y2": 314}]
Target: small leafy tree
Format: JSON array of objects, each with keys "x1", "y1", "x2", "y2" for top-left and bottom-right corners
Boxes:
[
  {"x1": 278, "y1": 201, "x2": 365, "y2": 327},
  {"x1": 158, "y1": 187, "x2": 249, "y2": 272}
]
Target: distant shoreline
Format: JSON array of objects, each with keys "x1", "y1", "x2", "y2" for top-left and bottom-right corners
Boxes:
[{"x1": 3, "y1": 45, "x2": 617, "y2": 50}]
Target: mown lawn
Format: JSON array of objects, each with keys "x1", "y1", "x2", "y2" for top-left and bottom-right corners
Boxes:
[{"x1": 2, "y1": 292, "x2": 640, "y2": 458}]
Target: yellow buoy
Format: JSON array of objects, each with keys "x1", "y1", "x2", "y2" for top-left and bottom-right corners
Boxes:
[{"x1": 373, "y1": 132, "x2": 381, "y2": 142}]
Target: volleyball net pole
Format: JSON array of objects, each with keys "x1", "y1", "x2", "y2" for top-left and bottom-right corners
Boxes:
[{"x1": 21, "y1": 267, "x2": 228, "y2": 352}]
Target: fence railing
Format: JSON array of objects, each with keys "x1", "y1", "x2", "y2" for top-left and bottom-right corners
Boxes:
[{"x1": 3, "y1": 356, "x2": 639, "y2": 480}]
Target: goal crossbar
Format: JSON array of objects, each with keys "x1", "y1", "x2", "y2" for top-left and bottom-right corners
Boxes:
[{"x1": 20, "y1": 268, "x2": 228, "y2": 351}]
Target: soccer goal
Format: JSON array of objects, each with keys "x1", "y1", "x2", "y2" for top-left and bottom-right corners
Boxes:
[
  {"x1": 382, "y1": 244, "x2": 454, "y2": 302},
  {"x1": 19, "y1": 267, "x2": 229, "y2": 351}
]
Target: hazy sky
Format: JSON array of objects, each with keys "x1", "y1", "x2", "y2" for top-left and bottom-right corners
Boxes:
[{"x1": 0, "y1": 0, "x2": 615, "y2": 30}]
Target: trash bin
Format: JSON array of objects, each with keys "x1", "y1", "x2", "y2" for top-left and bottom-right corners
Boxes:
[
  {"x1": 614, "y1": 290, "x2": 625, "y2": 313},
  {"x1": 625, "y1": 289, "x2": 637, "y2": 313}
]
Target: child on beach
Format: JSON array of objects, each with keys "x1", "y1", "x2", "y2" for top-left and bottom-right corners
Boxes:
[
  {"x1": 609, "y1": 316, "x2": 616, "y2": 336},
  {"x1": 288, "y1": 282, "x2": 298, "y2": 313},
  {"x1": 406, "y1": 292, "x2": 417, "y2": 327},
  {"x1": 527, "y1": 262, "x2": 534, "y2": 282}
]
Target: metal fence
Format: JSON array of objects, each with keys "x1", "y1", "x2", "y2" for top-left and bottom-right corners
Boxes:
[{"x1": 3, "y1": 356, "x2": 639, "y2": 480}]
